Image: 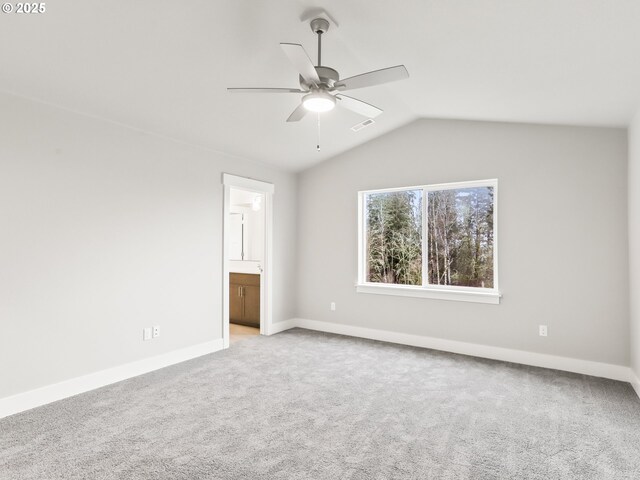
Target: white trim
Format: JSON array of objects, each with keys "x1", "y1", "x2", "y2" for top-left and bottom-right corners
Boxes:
[
  {"x1": 0, "y1": 339, "x2": 224, "y2": 420},
  {"x1": 268, "y1": 318, "x2": 298, "y2": 335},
  {"x1": 360, "y1": 178, "x2": 498, "y2": 195},
  {"x1": 222, "y1": 173, "x2": 275, "y2": 194},
  {"x1": 421, "y1": 186, "x2": 428, "y2": 286},
  {"x1": 222, "y1": 174, "x2": 274, "y2": 344},
  {"x1": 631, "y1": 370, "x2": 640, "y2": 399},
  {"x1": 263, "y1": 192, "x2": 274, "y2": 335},
  {"x1": 291, "y1": 318, "x2": 632, "y2": 383},
  {"x1": 492, "y1": 182, "x2": 499, "y2": 291},
  {"x1": 356, "y1": 283, "x2": 501, "y2": 304},
  {"x1": 357, "y1": 192, "x2": 365, "y2": 290},
  {"x1": 357, "y1": 179, "x2": 499, "y2": 302},
  {"x1": 222, "y1": 185, "x2": 231, "y2": 349},
  {"x1": 2, "y1": 323, "x2": 635, "y2": 420}
]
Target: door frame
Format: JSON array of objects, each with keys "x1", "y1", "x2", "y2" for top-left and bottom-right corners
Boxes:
[{"x1": 222, "y1": 173, "x2": 274, "y2": 348}]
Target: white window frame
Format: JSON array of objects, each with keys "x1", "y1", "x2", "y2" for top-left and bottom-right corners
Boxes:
[{"x1": 357, "y1": 179, "x2": 500, "y2": 305}]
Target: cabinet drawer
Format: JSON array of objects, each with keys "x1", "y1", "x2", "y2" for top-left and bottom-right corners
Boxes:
[{"x1": 229, "y1": 273, "x2": 260, "y2": 286}]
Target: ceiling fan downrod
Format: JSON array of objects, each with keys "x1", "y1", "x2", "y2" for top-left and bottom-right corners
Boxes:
[{"x1": 310, "y1": 18, "x2": 330, "y2": 67}]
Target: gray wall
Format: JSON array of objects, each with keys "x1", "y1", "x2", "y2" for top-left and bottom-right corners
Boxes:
[
  {"x1": 629, "y1": 114, "x2": 640, "y2": 378},
  {"x1": 297, "y1": 119, "x2": 629, "y2": 366},
  {"x1": 0, "y1": 93, "x2": 297, "y2": 399},
  {"x1": 1, "y1": 99, "x2": 632, "y2": 401}
]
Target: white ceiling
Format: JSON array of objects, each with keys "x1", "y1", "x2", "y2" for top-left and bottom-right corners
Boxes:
[{"x1": 2, "y1": 0, "x2": 640, "y2": 171}]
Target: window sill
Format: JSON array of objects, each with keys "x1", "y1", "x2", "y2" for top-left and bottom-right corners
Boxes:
[{"x1": 355, "y1": 283, "x2": 501, "y2": 305}]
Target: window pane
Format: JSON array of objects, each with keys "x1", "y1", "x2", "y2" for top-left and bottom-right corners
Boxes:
[
  {"x1": 365, "y1": 190, "x2": 422, "y2": 285},
  {"x1": 427, "y1": 186, "x2": 494, "y2": 288}
]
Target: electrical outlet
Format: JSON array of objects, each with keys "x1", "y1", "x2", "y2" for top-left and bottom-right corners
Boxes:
[
  {"x1": 539, "y1": 325, "x2": 548, "y2": 337},
  {"x1": 330, "y1": 302, "x2": 336, "y2": 311},
  {"x1": 152, "y1": 325, "x2": 160, "y2": 338},
  {"x1": 143, "y1": 327, "x2": 152, "y2": 341}
]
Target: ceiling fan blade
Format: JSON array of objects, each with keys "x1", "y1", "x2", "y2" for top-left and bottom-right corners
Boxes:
[
  {"x1": 280, "y1": 43, "x2": 320, "y2": 87},
  {"x1": 227, "y1": 88, "x2": 304, "y2": 93},
  {"x1": 286, "y1": 103, "x2": 308, "y2": 122},
  {"x1": 335, "y1": 65, "x2": 409, "y2": 91},
  {"x1": 335, "y1": 94, "x2": 383, "y2": 118}
]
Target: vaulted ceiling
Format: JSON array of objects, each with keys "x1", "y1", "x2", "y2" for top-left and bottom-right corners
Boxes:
[{"x1": 2, "y1": 0, "x2": 640, "y2": 171}]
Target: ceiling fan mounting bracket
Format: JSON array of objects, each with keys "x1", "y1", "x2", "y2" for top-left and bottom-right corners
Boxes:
[
  {"x1": 300, "y1": 8, "x2": 339, "y2": 28},
  {"x1": 310, "y1": 18, "x2": 330, "y2": 35}
]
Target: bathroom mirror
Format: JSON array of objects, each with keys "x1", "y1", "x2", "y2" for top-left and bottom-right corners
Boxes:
[{"x1": 229, "y1": 190, "x2": 264, "y2": 262}]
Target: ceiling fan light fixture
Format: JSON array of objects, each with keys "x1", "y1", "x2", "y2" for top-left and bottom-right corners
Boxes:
[{"x1": 302, "y1": 92, "x2": 336, "y2": 112}]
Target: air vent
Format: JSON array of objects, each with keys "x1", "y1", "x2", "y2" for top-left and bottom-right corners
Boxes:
[{"x1": 351, "y1": 118, "x2": 375, "y2": 132}]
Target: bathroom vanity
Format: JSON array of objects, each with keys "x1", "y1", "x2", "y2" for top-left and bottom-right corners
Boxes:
[{"x1": 229, "y1": 272, "x2": 260, "y2": 328}]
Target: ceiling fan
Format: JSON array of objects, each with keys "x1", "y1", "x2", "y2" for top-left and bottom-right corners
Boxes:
[{"x1": 227, "y1": 17, "x2": 409, "y2": 123}]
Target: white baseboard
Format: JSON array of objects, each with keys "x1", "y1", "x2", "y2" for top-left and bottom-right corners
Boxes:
[
  {"x1": 268, "y1": 318, "x2": 298, "y2": 335},
  {"x1": 631, "y1": 371, "x2": 640, "y2": 399},
  {"x1": 291, "y1": 318, "x2": 634, "y2": 384},
  {"x1": 3, "y1": 321, "x2": 637, "y2": 420},
  {"x1": 0, "y1": 339, "x2": 224, "y2": 420}
]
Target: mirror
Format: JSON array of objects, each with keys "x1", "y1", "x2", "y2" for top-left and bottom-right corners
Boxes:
[
  {"x1": 229, "y1": 189, "x2": 264, "y2": 262},
  {"x1": 229, "y1": 213, "x2": 246, "y2": 260}
]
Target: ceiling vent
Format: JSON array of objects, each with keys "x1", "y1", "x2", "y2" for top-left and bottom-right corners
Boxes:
[{"x1": 351, "y1": 118, "x2": 375, "y2": 132}]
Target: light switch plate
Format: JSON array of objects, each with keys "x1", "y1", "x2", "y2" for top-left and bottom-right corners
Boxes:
[{"x1": 143, "y1": 327, "x2": 152, "y2": 341}]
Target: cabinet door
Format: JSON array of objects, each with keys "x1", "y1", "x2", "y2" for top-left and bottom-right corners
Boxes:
[
  {"x1": 229, "y1": 283, "x2": 243, "y2": 323},
  {"x1": 242, "y1": 285, "x2": 261, "y2": 327}
]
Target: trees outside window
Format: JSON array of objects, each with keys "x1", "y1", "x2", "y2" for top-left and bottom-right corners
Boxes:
[
  {"x1": 427, "y1": 186, "x2": 494, "y2": 288},
  {"x1": 365, "y1": 190, "x2": 422, "y2": 285},
  {"x1": 362, "y1": 181, "x2": 496, "y2": 293}
]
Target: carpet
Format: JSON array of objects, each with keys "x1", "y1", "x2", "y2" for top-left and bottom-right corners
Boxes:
[{"x1": 1, "y1": 328, "x2": 639, "y2": 479}]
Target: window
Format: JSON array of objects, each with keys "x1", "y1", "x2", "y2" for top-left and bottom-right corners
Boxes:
[{"x1": 357, "y1": 180, "x2": 499, "y2": 304}]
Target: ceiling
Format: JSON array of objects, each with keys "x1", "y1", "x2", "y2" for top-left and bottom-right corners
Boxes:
[{"x1": 2, "y1": 0, "x2": 640, "y2": 171}]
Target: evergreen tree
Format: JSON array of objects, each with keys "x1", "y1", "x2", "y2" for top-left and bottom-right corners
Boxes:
[
  {"x1": 366, "y1": 190, "x2": 422, "y2": 285},
  {"x1": 366, "y1": 186, "x2": 494, "y2": 289}
]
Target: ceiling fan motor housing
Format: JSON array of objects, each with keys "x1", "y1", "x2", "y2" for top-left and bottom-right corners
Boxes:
[{"x1": 299, "y1": 67, "x2": 339, "y2": 90}]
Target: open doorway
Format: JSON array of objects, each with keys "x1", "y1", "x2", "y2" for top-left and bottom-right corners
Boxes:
[
  {"x1": 228, "y1": 188, "x2": 263, "y2": 343},
  {"x1": 222, "y1": 174, "x2": 274, "y2": 348}
]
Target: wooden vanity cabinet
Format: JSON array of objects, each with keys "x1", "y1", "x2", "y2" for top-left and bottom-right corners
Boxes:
[{"x1": 229, "y1": 273, "x2": 260, "y2": 328}]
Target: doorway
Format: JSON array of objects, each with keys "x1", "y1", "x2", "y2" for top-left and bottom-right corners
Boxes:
[{"x1": 222, "y1": 174, "x2": 274, "y2": 348}]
